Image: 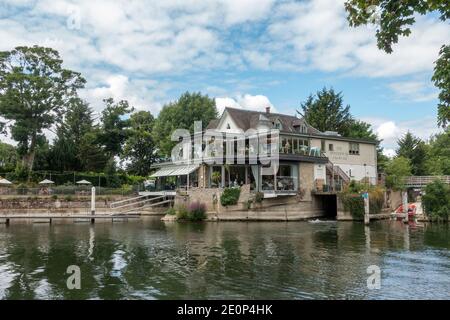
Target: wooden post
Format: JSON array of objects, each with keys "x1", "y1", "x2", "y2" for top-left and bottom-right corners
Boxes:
[
  {"x1": 363, "y1": 192, "x2": 370, "y2": 225},
  {"x1": 402, "y1": 191, "x2": 408, "y2": 223},
  {"x1": 91, "y1": 187, "x2": 96, "y2": 224}
]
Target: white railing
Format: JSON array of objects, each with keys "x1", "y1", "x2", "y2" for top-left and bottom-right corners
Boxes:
[{"x1": 404, "y1": 176, "x2": 450, "y2": 187}]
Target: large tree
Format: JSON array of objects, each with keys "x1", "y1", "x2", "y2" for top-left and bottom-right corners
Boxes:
[
  {"x1": 396, "y1": 132, "x2": 427, "y2": 175},
  {"x1": 0, "y1": 46, "x2": 85, "y2": 172},
  {"x1": 51, "y1": 98, "x2": 95, "y2": 171},
  {"x1": 96, "y1": 98, "x2": 134, "y2": 160},
  {"x1": 299, "y1": 87, "x2": 353, "y2": 135},
  {"x1": 122, "y1": 111, "x2": 156, "y2": 176},
  {"x1": 152, "y1": 92, "x2": 218, "y2": 157},
  {"x1": 424, "y1": 130, "x2": 450, "y2": 175},
  {"x1": 345, "y1": 0, "x2": 450, "y2": 128},
  {"x1": 385, "y1": 156, "x2": 412, "y2": 190}
]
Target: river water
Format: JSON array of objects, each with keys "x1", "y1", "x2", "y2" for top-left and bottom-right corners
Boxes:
[{"x1": 0, "y1": 218, "x2": 449, "y2": 300}]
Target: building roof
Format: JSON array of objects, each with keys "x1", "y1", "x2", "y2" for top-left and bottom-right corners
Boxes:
[
  {"x1": 207, "y1": 107, "x2": 377, "y2": 144},
  {"x1": 209, "y1": 107, "x2": 322, "y2": 134}
]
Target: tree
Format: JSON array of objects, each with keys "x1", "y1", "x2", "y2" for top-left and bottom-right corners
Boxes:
[
  {"x1": 432, "y1": 45, "x2": 450, "y2": 128},
  {"x1": 51, "y1": 98, "x2": 94, "y2": 171},
  {"x1": 97, "y1": 98, "x2": 134, "y2": 159},
  {"x1": 424, "y1": 130, "x2": 450, "y2": 175},
  {"x1": 396, "y1": 132, "x2": 427, "y2": 175},
  {"x1": 152, "y1": 92, "x2": 218, "y2": 157},
  {"x1": 345, "y1": 1, "x2": 450, "y2": 127},
  {"x1": 0, "y1": 46, "x2": 85, "y2": 172},
  {"x1": 122, "y1": 111, "x2": 156, "y2": 176},
  {"x1": 0, "y1": 142, "x2": 17, "y2": 171},
  {"x1": 299, "y1": 87, "x2": 353, "y2": 135},
  {"x1": 346, "y1": 120, "x2": 378, "y2": 141},
  {"x1": 422, "y1": 179, "x2": 450, "y2": 219},
  {"x1": 385, "y1": 156, "x2": 412, "y2": 190}
]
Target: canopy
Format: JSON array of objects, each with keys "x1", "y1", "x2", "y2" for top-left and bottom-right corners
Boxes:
[
  {"x1": 151, "y1": 164, "x2": 199, "y2": 178},
  {"x1": 76, "y1": 179, "x2": 92, "y2": 185},
  {"x1": 0, "y1": 178, "x2": 12, "y2": 185},
  {"x1": 39, "y1": 179, "x2": 55, "y2": 185}
]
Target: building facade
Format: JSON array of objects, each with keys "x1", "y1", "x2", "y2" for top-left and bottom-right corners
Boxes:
[{"x1": 150, "y1": 107, "x2": 378, "y2": 197}]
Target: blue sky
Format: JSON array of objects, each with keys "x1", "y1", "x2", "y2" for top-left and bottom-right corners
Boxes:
[{"x1": 0, "y1": 0, "x2": 449, "y2": 155}]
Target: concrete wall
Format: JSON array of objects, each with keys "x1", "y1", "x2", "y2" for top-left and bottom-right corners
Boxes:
[{"x1": 174, "y1": 184, "x2": 326, "y2": 221}]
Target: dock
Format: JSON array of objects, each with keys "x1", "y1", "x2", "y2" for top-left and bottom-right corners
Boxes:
[{"x1": 0, "y1": 214, "x2": 141, "y2": 225}]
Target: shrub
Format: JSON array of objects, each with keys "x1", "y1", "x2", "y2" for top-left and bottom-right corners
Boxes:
[
  {"x1": 255, "y1": 191, "x2": 264, "y2": 203},
  {"x1": 165, "y1": 207, "x2": 176, "y2": 216},
  {"x1": 51, "y1": 195, "x2": 58, "y2": 200},
  {"x1": 187, "y1": 201, "x2": 207, "y2": 221},
  {"x1": 64, "y1": 195, "x2": 73, "y2": 202},
  {"x1": 220, "y1": 187, "x2": 241, "y2": 206},
  {"x1": 368, "y1": 187, "x2": 384, "y2": 214},
  {"x1": 422, "y1": 180, "x2": 450, "y2": 220},
  {"x1": 341, "y1": 194, "x2": 365, "y2": 219},
  {"x1": 176, "y1": 204, "x2": 189, "y2": 220}
]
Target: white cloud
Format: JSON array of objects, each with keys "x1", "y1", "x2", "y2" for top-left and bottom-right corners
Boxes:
[
  {"x1": 215, "y1": 94, "x2": 275, "y2": 114},
  {"x1": 389, "y1": 80, "x2": 438, "y2": 102},
  {"x1": 364, "y1": 117, "x2": 442, "y2": 151}
]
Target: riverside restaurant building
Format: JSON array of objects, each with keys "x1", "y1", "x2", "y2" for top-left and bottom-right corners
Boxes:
[{"x1": 149, "y1": 107, "x2": 378, "y2": 199}]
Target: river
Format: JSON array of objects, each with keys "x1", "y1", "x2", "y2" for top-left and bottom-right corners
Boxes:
[{"x1": 0, "y1": 218, "x2": 449, "y2": 299}]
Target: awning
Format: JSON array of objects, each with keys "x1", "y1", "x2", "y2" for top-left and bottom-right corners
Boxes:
[{"x1": 151, "y1": 164, "x2": 199, "y2": 177}]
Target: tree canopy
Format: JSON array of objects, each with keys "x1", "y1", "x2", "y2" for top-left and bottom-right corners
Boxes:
[
  {"x1": 396, "y1": 132, "x2": 427, "y2": 175},
  {"x1": 345, "y1": 0, "x2": 450, "y2": 128},
  {"x1": 152, "y1": 92, "x2": 218, "y2": 157},
  {"x1": 0, "y1": 46, "x2": 86, "y2": 172}
]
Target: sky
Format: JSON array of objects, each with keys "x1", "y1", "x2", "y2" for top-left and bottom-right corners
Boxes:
[{"x1": 0, "y1": 0, "x2": 449, "y2": 156}]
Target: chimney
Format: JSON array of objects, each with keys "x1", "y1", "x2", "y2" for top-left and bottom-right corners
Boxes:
[{"x1": 265, "y1": 106, "x2": 270, "y2": 114}]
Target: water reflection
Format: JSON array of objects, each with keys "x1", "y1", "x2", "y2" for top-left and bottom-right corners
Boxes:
[{"x1": 0, "y1": 219, "x2": 449, "y2": 300}]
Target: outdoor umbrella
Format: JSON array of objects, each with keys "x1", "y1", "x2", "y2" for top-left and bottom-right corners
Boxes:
[
  {"x1": 76, "y1": 180, "x2": 92, "y2": 185},
  {"x1": 39, "y1": 179, "x2": 55, "y2": 185},
  {"x1": 0, "y1": 178, "x2": 13, "y2": 185}
]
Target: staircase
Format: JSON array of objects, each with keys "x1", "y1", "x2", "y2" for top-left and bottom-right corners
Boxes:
[
  {"x1": 110, "y1": 194, "x2": 174, "y2": 215},
  {"x1": 326, "y1": 161, "x2": 350, "y2": 191}
]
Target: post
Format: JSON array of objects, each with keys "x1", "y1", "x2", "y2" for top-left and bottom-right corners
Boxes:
[
  {"x1": 91, "y1": 186, "x2": 96, "y2": 223},
  {"x1": 363, "y1": 192, "x2": 370, "y2": 225},
  {"x1": 402, "y1": 191, "x2": 408, "y2": 223}
]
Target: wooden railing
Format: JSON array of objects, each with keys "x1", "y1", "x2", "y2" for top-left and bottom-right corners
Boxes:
[{"x1": 404, "y1": 176, "x2": 450, "y2": 187}]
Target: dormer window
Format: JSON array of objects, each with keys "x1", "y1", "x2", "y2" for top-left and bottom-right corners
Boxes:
[
  {"x1": 300, "y1": 125, "x2": 307, "y2": 133},
  {"x1": 226, "y1": 123, "x2": 231, "y2": 129},
  {"x1": 274, "y1": 119, "x2": 282, "y2": 130}
]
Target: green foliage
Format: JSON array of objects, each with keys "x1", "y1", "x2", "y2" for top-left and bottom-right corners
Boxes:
[
  {"x1": 220, "y1": 187, "x2": 241, "y2": 206},
  {"x1": 122, "y1": 111, "x2": 156, "y2": 176},
  {"x1": 396, "y1": 132, "x2": 427, "y2": 175},
  {"x1": 385, "y1": 156, "x2": 412, "y2": 190},
  {"x1": 175, "y1": 204, "x2": 189, "y2": 220},
  {"x1": 425, "y1": 130, "x2": 450, "y2": 175},
  {"x1": 341, "y1": 193, "x2": 365, "y2": 219},
  {"x1": 211, "y1": 171, "x2": 221, "y2": 186},
  {"x1": 165, "y1": 207, "x2": 176, "y2": 216},
  {"x1": 255, "y1": 191, "x2": 264, "y2": 203},
  {"x1": 187, "y1": 201, "x2": 207, "y2": 221},
  {"x1": 422, "y1": 179, "x2": 450, "y2": 220},
  {"x1": 152, "y1": 92, "x2": 218, "y2": 157},
  {"x1": 0, "y1": 46, "x2": 86, "y2": 172},
  {"x1": 50, "y1": 98, "x2": 97, "y2": 171},
  {"x1": 345, "y1": 1, "x2": 449, "y2": 128},
  {"x1": 299, "y1": 87, "x2": 353, "y2": 135},
  {"x1": 97, "y1": 98, "x2": 134, "y2": 159},
  {"x1": 347, "y1": 180, "x2": 364, "y2": 193},
  {"x1": 369, "y1": 187, "x2": 385, "y2": 215},
  {"x1": 433, "y1": 45, "x2": 450, "y2": 128},
  {"x1": 0, "y1": 142, "x2": 17, "y2": 171}
]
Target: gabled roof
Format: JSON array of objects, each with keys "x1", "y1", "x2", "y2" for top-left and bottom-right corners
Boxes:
[{"x1": 209, "y1": 107, "x2": 322, "y2": 134}]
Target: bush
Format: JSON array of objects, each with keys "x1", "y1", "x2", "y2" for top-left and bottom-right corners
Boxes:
[
  {"x1": 255, "y1": 191, "x2": 264, "y2": 203},
  {"x1": 220, "y1": 187, "x2": 241, "y2": 206},
  {"x1": 176, "y1": 204, "x2": 189, "y2": 220},
  {"x1": 422, "y1": 180, "x2": 450, "y2": 220},
  {"x1": 165, "y1": 207, "x2": 176, "y2": 215},
  {"x1": 368, "y1": 187, "x2": 384, "y2": 214},
  {"x1": 341, "y1": 194, "x2": 365, "y2": 219},
  {"x1": 187, "y1": 201, "x2": 207, "y2": 221}
]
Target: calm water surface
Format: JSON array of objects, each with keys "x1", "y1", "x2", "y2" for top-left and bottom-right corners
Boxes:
[{"x1": 0, "y1": 218, "x2": 449, "y2": 299}]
